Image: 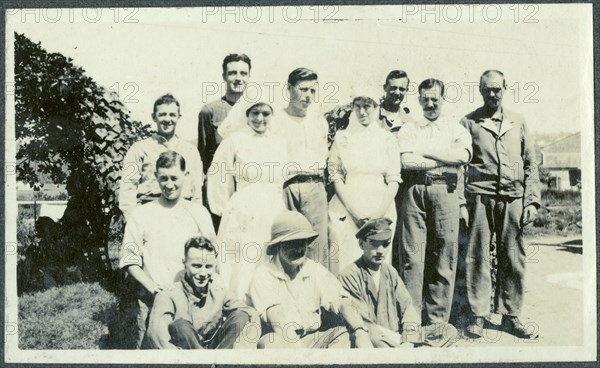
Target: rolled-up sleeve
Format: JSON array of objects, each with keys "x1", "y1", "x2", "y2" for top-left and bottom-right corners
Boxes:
[
  {"x1": 318, "y1": 265, "x2": 350, "y2": 313},
  {"x1": 453, "y1": 123, "x2": 473, "y2": 162},
  {"x1": 327, "y1": 137, "x2": 346, "y2": 184},
  {"x1": 247, "y1": 268, "x2": 282, "y2": 322}
]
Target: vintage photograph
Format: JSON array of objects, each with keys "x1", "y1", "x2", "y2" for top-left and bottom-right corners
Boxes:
[{"x1": 4, "y1": 3, "x2": 596, "y2": 364}]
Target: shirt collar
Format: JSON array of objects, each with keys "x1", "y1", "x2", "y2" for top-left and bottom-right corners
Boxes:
[
  {"x1": 181, "y1": 274, "x2": 209, "y2": 304},
  {"x1": 152, "y1": 133, "x2": 180, "y2": 148},
  {"x1": 270, "y1": 255, "x2": 313, "y2": 281},
  {"x1": 416, "y1": 116, "x2": 441, "y2": 129}
]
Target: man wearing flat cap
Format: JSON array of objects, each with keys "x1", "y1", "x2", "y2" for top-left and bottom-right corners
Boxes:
[
  {"x1": 338, "y1": 218, "x2": 458, "y2": 348},
  {"x1": 247, "y1": 211, "x2": 373, "y2": 349}
]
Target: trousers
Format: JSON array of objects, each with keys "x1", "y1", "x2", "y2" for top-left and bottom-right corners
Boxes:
[
  {"x1": 465, "y1": 193, "x2": 526, "y2": 316},
  {"x1": 283, "y1": 181, "x2": 330, "y2": 269},
  {"x1": 168, "y1": 309, "x2": 252, "y2": 349},
  {"x1": 398, "y1": 182, "x2": 459, "y2": 324}
]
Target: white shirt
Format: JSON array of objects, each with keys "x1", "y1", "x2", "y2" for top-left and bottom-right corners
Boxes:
[
  {"x1": 119, "y1": 199, "x2": 216, "y2": 286},
  {"x1": 271, "y1": 108, "x2": 329, "y2": 178}
]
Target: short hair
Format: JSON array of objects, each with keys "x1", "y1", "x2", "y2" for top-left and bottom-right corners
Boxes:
[
  {"x1": 184, "y1": 236, "x2": 218, "y2": 257},
  {"x1": 222, "y1": 53, "x2": 252, "y2": 73},
  {"x1": 156, "y1": 150, "x2": 186, "y2": 172},
  {"x1": 480, "y1": 70, "x2": 507, "y2": 89},
  {"x1": 418, "y1": 78, "x2": 445, "y2": 97},
  {"x1": 352, "y1": 96, "x2": 379, "y2": 108},
  {"x1": 384, "y1": 70, "x2": 409, "y2": 87},
  {"x1": 287, "y1": 67, "x2": 318, "y2": 86},
  {"x1": 153, "y1": 93, "x2": 180, "y2": 115},
  {"x1": 245, "y1": 102, "x2": 274, "y2": 117}
]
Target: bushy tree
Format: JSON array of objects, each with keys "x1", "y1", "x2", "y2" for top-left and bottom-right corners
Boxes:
[{"x1": 15, "y1": 33, "x2": 151, "y2": 281}]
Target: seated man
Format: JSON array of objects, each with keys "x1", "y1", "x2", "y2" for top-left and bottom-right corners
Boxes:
[
  {"x1": 338, "y1": 218, "x2": 459, "y2": 348},
  {"x1": 145, "y1": 236, "x2": 259, "y2": 349},
  {"x1": 248, "y1": 211, "x2": 373, "y2": 349}
]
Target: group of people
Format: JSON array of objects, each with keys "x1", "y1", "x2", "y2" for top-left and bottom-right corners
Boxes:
[{"x1": 117, "y1": 53, "x2": 540, "y2": 350}]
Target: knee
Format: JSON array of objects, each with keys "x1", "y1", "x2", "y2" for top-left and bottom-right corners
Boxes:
[
  {"x1": 258, "y1": 332, "x2": 294, "y2": 349},
  {"x1": 168, "y1": 318, "x2": 195, "y2": 336}
]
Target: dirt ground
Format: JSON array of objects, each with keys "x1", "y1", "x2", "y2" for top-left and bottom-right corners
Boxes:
[{"x1": 450, "y1": 235, "x2": 584, "y2": 347}]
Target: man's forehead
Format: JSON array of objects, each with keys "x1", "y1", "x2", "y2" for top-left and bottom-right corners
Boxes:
[
  {"x1": 225, "y1": 60, "x2": 250, "y2": 72},
  {"x1": 155, "y1": 103, "x2": 179, "y2": 111},
  {"x1": 295, "y1": 80, "x2": 318, "y2": 89},
  {"x1": 187, "y1": 248, "x2": 217, "y2": 261},
  {"x1": 387, "y1": 77, "x2": 409, "y2": 86},
  {"x1": 481, "y1": 74, "x2": 504, "y2": 88},
  {"x1": 420, "y1": 86, "x2": 442, "y2": 98},
  {"x1": 156, "y1": 166, "x2": 184, "y2": 175}
]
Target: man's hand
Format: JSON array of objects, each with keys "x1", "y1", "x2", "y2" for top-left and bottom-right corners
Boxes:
[
  {"x1": 459, "y1": 205, "x2": 469, "y2": 228},
  {"x1": 353, "y1": 329, "x2": 373, "y2": 348},
  {"x1": 147, "y1": 282, "x2": 164, "y2": 295},
  {"x1": 521, "y1": 205, "x2": 538, "y2": 226}
]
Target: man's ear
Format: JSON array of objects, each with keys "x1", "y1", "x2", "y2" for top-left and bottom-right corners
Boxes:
[{"x1": 358, "y1": 239, "x2": 365, "y2": 250}]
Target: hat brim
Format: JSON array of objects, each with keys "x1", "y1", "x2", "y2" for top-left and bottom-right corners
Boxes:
[{"x1": 266, "y1": 230, "x2": 319, "y2": 255}]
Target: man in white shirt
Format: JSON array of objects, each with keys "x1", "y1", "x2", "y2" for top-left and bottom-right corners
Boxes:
[
  {"x1": 119, "y1": 94, "x2": 204, "y2": 222},
  {"x1": 119, "y1": 151, "x2": 215, "y2": 348},
  {"x1": 248, "y1": 211, "x2": 372, "y2": 349},
  {"x1": 396, "y1": 79, "x2": 472, "y2": 328},
  {"x1": 272, "y1": 68, "x2": 330, "y2": 269}
]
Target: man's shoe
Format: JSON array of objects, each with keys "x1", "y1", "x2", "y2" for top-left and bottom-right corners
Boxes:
[
  {"x1": 500, "y1": 315, "x2": 537, "y2": 339},
  {"x1": 466, "y1": 316, "x2": 484, "y2": 338}
]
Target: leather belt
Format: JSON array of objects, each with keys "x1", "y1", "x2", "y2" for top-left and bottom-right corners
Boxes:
[{"x1": 284, "y1": 174, "x2": 324, "y2": 187}]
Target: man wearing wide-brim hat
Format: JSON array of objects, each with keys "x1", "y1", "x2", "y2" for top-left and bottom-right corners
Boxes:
[
  {"x1": 247, "y1": 211, "x2": 373, "y2": 348},
  {"x1": 338, "y1": 218, "x2": 459, "y2": 348}
]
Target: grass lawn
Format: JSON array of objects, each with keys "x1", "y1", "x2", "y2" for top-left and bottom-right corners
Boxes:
[{"x1": 19, "y1": 282, "x2": 118, "y2": 349}]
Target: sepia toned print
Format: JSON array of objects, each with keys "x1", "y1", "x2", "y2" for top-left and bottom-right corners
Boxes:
[{"x1": 4, "y1": 3, "x2": 595, "y2": 364}]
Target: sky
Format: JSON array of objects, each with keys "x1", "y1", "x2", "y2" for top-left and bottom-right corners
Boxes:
[{"x1": 6, "y1": 4, "x2": 593, "y2": 146}]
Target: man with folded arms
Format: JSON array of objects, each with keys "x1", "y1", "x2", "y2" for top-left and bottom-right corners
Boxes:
[
  {"x1": 396, "y1": 79, "x2": 472, "y2": 332},
  {"x1": 248, "y1": 211, "x2": 373, "y2": 349}
]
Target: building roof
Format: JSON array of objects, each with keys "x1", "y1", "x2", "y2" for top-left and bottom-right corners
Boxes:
[{"x1": 540, "y1": 132, "x2": 581, "y2": 169}]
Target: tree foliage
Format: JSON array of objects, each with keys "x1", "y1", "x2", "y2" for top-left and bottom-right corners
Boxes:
[{"x1": 15, "y1": 32, "x2": 151, "y2": 273}]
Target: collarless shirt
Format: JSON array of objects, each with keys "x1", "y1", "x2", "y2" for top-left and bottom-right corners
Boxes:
[
  {"x1": 271, "y1": 109, "x2": 329, "y2": 178},
  {"x1": 119, "y1": 199, "x2": 216, "y2": 286}
]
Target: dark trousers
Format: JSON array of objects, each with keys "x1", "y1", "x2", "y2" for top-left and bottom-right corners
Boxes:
[
  {"x1": 168, "y1": 310, "x2": 251, "y2": 349},
  {"x1": 465, "y1": 193, "x2": 526, "y2": 316},
  {"x1": 398, "y1": 183, "x2": 459, "y2": 324}
]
